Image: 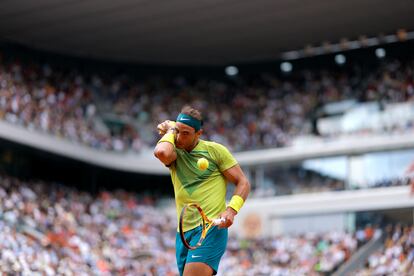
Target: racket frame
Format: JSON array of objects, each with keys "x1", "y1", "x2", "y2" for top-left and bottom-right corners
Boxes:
[{"x1": 179, "y1": 203, "x2": 224, "y2": 250}]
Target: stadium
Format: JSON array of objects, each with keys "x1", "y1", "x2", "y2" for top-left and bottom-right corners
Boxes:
[{"x1": 0, "y1": 0, "x2": 414, "y2": 275}]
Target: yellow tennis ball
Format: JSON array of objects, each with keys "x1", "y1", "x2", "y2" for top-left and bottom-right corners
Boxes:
[{"x1": 197, "y1": 158, "x2": 209, "y2": 170}]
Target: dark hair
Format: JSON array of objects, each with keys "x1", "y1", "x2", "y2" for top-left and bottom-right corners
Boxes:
[{"x1": 181, "y1": 105, "x2": 203, "y2": 121}]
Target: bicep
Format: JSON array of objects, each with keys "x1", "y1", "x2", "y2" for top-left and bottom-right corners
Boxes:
[
  {"x1": 222, "y1": 165, "x2": 246, "y2": 185},
  {"x1": 222, "y1": 165, "x2": 251, "y2": 200}
]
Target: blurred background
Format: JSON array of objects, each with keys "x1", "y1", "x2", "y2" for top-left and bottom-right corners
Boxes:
[{"x1": 0, "y1": 0, "x2": 414, "y2": 275}]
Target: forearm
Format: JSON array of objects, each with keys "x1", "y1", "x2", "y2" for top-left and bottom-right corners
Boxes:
[
  {"x1": 226, "y1": 177, "x2": 250, "y2": 214},
  {"x1": 232, "y1": 177, "x2": 250, "y2": 201},
  {"x1": 219, "y1": 166, "x2": 250, "y2": 227},
  {"x1": 154, "y1": 129, "x2": 177, "y2": 165}
]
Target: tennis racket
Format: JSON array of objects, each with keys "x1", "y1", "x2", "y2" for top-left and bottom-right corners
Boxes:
[{"x1": 179, "y1": 203, "x2": 225, "y2": 250}]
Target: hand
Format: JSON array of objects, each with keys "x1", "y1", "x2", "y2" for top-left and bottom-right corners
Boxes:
[
  {"x1": 157, "y1": 120, "x2": 176, "y2": 135},
  {"x1": 217, "y1": 207, "x2": 237, "y2": 229}
]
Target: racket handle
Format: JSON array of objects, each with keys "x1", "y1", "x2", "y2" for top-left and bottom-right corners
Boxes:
[{"x1": 212, "y1": 218, "x2": 225, "y2": 225}]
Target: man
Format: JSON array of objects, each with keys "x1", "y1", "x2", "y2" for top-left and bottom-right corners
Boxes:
[{"x1": 154, "y1": 105, "x2": 250, "y2": 276}]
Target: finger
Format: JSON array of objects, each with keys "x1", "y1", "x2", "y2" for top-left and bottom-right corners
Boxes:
[
  {"x1": 216, "y1": 217, "x2": 224, "y2": 228},
  {"x1": 157, "y1": 123, "x2": 168, "y2": 132},
  {"x1": 218, "y1": 217, "x2": 230, "y2": 229},
  {"x1": 219, "y1": 222, "x2": 232, "y2": 229}
]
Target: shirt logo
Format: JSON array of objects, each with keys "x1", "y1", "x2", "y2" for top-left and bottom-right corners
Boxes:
[{"x1": 192, "y1": 255, "x2": 202, "y2": 258}]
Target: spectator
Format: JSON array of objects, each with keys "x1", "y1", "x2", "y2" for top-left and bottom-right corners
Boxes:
[{"x1": 1, "y1": 51, "x2": 413, "y2": 153}]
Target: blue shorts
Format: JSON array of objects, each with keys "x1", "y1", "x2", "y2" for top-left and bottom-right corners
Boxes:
[{"x1": 175, "y1": 225, "x2": 228, "y2": 276}]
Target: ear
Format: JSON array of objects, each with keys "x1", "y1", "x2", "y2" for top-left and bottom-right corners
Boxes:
[{"x1": 196, "y1": 129, "x2": 203, "y2": 137}]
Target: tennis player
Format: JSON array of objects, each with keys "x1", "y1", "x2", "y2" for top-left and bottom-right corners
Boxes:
[{"x1": 154, "y1": 105, "x2": 250, "y2": 276}]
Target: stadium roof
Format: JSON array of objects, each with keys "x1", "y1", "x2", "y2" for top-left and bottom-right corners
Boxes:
[{"x1": 0, "y1": 0, "x2": 413, "y2": 65}]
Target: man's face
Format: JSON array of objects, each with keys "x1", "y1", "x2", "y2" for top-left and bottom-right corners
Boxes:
[{"x1": 175, "y1": 122, "x2": 202, "y2": 151}]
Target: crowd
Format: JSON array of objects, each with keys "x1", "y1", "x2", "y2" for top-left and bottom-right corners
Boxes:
[
  {"x1": 0, "y1": 172, "x2": 374, "y2": 275},
  {"x1": 355, "y1": 224, "x2": 414, "y2": 276},
  {"x1": 0, "y1": 173, "x2": 177, "y2": 275},
  {"x1": 0, "y1": 58, "x2": 144, "y2": 152},
  {"x1": 367, "y1": 176, "x2": 413, "y2": 189},
  {"x1": 0, "y1": 51, "x2": 413, "y2": 153},
  {"x1": 257, "y1": 168, "x2": 345, "y2": 197},
  {"x1": 4, "y1": 169, "x2": 413, "y2": 275},
  {"x1": 252, "y1": 169, "x2": 412, "y2": 198},
  {"x1": 219, "y1": 229, "x2": 365, "y2": 275}
]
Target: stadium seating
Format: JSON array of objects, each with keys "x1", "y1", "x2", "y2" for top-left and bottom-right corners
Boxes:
[
  {"x1": 1, "y1": 52, "x2": 413, "y2": 153},
  {"x1": 0, "y1": 172, "x2": 379, "y2": 275},
  {"x1": 354, "y1": 224, "x2": 414, "y2": 275}
]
